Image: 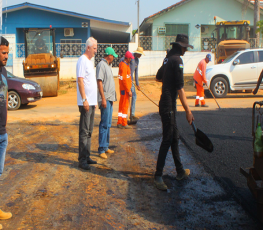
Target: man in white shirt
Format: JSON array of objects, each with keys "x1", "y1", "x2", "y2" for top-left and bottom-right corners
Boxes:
[{"x1": 76, "y1": 37, "x2": 98, "y2": 170}]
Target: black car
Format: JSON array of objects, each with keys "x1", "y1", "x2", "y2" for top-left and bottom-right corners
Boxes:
[{"x1": 7, "y1": 71, "x2": 42, "y2": 110}]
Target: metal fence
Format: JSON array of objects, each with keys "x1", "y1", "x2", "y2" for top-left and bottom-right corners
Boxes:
[
  {"x1": 139, "y1": 36, "x2": 263, "y2": 51},
  {"x1": 95, "y1": 44, "x2": 128, "y2": 67},
  {"x1": 16, "y1": 43, "x2": 128, "y2": 67}
]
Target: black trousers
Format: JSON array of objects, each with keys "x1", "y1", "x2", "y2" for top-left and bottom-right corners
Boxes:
[
  {"x1": 78, "y1": 106, "x2": 95, "y2": 164},
  {"x1": 155, "y1": 109, "x2": 184, "y2": 177}
]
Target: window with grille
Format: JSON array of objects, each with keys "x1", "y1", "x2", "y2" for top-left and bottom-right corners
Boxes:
[{"x1": 165, "y1": 24, "x2": 189, "y2": 36}]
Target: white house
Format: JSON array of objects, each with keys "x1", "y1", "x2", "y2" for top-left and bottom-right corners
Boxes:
[{"x1": 139, "y1": 0, "x2": 263, "y2": 51}]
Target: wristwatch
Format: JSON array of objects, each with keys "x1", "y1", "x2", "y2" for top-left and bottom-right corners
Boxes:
[{"x1": 82, "y1": 98, "x2": 87, "y2": 103}]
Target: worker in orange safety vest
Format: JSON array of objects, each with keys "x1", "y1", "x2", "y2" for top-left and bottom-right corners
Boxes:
[
  {"x1": 117, "y1": 51, "x2": 134, "y2": 129},
  {"x1": 193, "y1": 54, "x2": 211, "y2": 107}
]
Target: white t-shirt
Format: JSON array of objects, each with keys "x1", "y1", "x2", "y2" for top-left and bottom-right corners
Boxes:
[{"x1": 76, "y1": 55, "x2": 97, "y2": 106}]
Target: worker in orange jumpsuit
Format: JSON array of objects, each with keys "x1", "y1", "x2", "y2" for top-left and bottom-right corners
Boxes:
[
  {"x1": 117, "y1": 51, "x2": 134, "y2": 129},
  {"x1": 193, "y1": 54, "x2": 211, "y2": 107}
]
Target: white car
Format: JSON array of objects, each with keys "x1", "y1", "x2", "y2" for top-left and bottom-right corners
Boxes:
[{"x1": 205, "y1": 48, "x2": 263, "y2": 98}]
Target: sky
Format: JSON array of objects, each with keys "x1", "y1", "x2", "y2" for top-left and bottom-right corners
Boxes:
[{"x1": 2, "y1": 0, "x2": 181, "y2": 29}]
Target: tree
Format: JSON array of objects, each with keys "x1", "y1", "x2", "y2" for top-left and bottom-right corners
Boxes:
[{"x1": 256, "y1": 20, "x2": 263, "y2": 34}]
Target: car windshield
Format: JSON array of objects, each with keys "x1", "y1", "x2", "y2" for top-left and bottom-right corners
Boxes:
[
  {"x1": 222, "y1": 51, "x2": 240, "y2": 63},
  {"x1": 6, "y1": 71, "x2": 16, "y2": 78}
]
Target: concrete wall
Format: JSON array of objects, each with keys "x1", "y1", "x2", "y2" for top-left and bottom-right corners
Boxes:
[
  {"x1": 11, "y1": 51, "x2": 214, "y2": 79},
  {"x1": 151, "y1": 0, "x2": 261, "y2": 51},
  {"x1": 9, "y1": 33, "x2": 214, "y2": 78}
]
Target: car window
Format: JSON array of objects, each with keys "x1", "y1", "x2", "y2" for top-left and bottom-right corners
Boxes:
[
  {"x1": 236, "y1": 51, "x2": 254, "y2": 64},
  {"x1": 222, "y1": 51, "x2": 240, "y2": 63},
  {"x1": 258, "y1": 51, "x2": 263, "y2": 62},
  {"x1": 6, "y1": 71, "x2": 15, "y2": 78}
]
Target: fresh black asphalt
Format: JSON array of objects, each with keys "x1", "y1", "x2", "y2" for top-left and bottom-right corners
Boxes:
[{"x1": 176, "y1": 106, "x2": 261, "y2": 221}]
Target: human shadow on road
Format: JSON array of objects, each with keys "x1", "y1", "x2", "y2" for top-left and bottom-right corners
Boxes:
[
  {"x1": 85, "y1": 162, "x2": 192, "y2": 227},
  {"x1": 8, "y1": 150, "x2": 78, "y2": 168}
]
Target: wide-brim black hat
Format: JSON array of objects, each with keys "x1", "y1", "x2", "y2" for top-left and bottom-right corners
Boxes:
[{"x1": 170, "y1": 34, "x2": 193, "y2": 49}]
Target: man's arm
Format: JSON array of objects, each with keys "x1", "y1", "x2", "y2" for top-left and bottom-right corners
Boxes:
[
  {"x1": 97, "y1": 80, "x2": 106, "y2": 108},
  {"x1": 6, "y1": 92, "x2": 8, "y2": 123},
  {"x1": 156, "y1": 64, "x2": 164, "y2": 82},
  {"x1": 201, "y1": 61, "x2": 207, "y2": 84},
  {"x1": 177, "y1": 88, "x2": 194, "y2": 124},
  {"x1": 135, "y1": 66, "x2": 140, "y2": 90},
  {"x1": 253, "y1": 70, "x2": 263, "y2": 95},
  {"x1": 77, "y1": 77, "x2": 89, "y2": 111}
]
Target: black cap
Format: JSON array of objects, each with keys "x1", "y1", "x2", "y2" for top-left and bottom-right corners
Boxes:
[
  {"x1": 170, "y1": 34, "x2": 193, "y2": 49},
  {"x1": 0, "y1": 36, "x2": 9, "y2": 47}
]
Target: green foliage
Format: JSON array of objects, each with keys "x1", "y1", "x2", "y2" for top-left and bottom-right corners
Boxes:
[
  {"x1": 256, "y1": 20, "x2": 263, "y2": 34},
  {"x1": 132, "y1": 30, "x2": 137, "y2": 36}
]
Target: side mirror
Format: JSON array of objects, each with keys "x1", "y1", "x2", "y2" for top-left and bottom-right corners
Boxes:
[{"x1": 233, "y1": 59, "x2": 240, "y2": 65}]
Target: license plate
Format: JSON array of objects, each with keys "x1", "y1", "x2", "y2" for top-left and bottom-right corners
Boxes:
[{"x1": 40, "y1": 91, "x2": 43, "y2": 97}]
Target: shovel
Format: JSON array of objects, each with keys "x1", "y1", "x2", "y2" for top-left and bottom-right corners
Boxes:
[{"x1": 191, "y1": 121, "x2": 213, "y2": 152}]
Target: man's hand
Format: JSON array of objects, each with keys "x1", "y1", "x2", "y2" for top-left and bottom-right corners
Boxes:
[
  {"x1": 129, "y1": 91, "x2": 132, "y2": 97},
  {"x1": 83, "y1": 100, "x2": 89, "y2": 111},
  {"x1": 136, "y1": 85, "x2": 141, "y2": 91},
  {"x1": 101, "y1": 98, "x2": 107, "y2": 108},
  {"x1": 253, "y1": 88, "x2": 258, "y2": 95},
  {"x1": 186, "y1": 111, "x2": 194, "y2": 125}
]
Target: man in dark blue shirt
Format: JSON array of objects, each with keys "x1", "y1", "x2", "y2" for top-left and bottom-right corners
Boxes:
[
  {"x1": 0, "y1": 36, "x2": 13, "y2": 227},
  {"x1": 129, "y1": 47, "x2": 144, "y2": 120},
  {"x1": 155, "y1": 34, "x2": 194, "y2": 191}
]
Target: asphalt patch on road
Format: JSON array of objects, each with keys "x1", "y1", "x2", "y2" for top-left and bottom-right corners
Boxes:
[{"x1": 136, "y1": 111, "x2": 263, "y2": 229}]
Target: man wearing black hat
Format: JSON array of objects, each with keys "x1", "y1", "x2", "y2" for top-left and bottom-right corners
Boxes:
[{"x1": 155, "y1": 34, "x2": 194, "y2": 191}]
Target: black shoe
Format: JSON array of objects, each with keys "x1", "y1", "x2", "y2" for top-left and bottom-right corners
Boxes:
[
  {"x1": 87, "y1": 159, "x2": 97, "y2": 164},
  {"x1": 201, "y1": 104, "x2": 209, "y2": 107},
  {"x1": 78, "y1": 163, "x2": 91, "y2": 170},
  {"x1": 195, "y1": 104, "x2": 200, "y2": 107}
]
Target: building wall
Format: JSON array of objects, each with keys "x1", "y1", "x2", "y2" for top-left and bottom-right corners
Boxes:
[
  {"x1": 2, "y1": 8, "x2": 90, "y2": 43},
  {"x1": 2, "y1": 8, "x2": 132, "y2": 44},
  {"x1": 151, "y1": 0, "x2": 259, "y2": 51}
]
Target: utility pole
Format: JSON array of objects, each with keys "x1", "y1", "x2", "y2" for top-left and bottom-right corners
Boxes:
[
  {"x1": 254, "y1": 0, "x2": 260, "y2": 47},
  {"x1": 137, "y1": 0, "x2": 140, "y2": 46}
]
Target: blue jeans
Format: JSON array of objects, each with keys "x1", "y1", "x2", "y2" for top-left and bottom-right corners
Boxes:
[
  {"x1": 98, "y1": 101, "x2": 113, "y2": 154},
  {"x1": 0, "y1": 133, "x2": 8, "y2": 176},
  {"x1": 131, "y1": 84, "x2": 137, "y2": 116}
]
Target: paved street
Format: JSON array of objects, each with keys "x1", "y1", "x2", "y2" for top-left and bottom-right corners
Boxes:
[{"x1": 2, "y1": 80, "x2": 263, "y2": 229}]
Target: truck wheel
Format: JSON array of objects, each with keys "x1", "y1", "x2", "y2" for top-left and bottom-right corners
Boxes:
[
  {"x1": 8, "y1": 91, "x2": 21, "y2": 110},
  {"x1": 211, "y1": 77, "x2": 228, "y2": 98}
]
